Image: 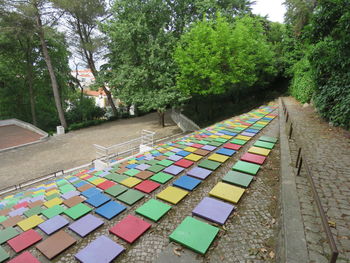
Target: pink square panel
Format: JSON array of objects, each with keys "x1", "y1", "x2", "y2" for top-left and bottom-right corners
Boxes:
[
  {"x1": 240, "y1": 152, "x2": 266, "y2": 165},
  {"x1": 134, "y1": 180, "x2": 160, "y2": 194}
]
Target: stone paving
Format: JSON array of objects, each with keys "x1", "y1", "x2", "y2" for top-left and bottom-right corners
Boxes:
[
  {"x1": 283, "y1": 96, "x2": 350, "y2": 263},
  {"x1": 0, "y1": 125, "x2": 43, "y2": 150}
]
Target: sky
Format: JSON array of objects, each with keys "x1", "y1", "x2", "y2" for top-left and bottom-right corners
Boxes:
[{"x1": 251, "y1": 0, "x2": 286, "y2": 23}]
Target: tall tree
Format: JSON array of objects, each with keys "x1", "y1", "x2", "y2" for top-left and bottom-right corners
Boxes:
[{"x1": 52, "y1": 0, "x2": 118, "y2": 116}]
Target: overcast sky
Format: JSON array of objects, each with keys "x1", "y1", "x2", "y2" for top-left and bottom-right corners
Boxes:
[{"x1": 252, "y1": 0, "x2": 286, "y2": 23}]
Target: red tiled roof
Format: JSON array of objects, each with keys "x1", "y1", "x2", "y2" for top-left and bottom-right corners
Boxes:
[{"x1": 83, "y1": 88, "x2": 106, "y2": 97}]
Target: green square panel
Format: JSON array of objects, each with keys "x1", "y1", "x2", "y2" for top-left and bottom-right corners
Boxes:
[
  {"x1": 259, "y1": 135, "x2": 277, "y2": 143},
  {"x1": 230, "y1": 139, "x2": 247, "y2": 145},
  {"x1": 59, "y1": 184, "x2": 76, "y2": 194},
  {"x1": 254, "y1": 140, "x2": 275, "y2": 149},
  {"x1": 147, "y1": 165, "x2": 164, "y2": 173},
  {"x1": 124, "y1": 169, "x2": 140, "y2": 177},
  {"x1": 250, "y1": 125, "x2": 262, "y2": 130},
  {"x1": 87, "y1": 176, "x2": 99, "y2": 182},
  {"x1": 222, "y1": 171, "x2": 254, "y2": 188},
  {"x1": 197, "y1": 140, "x2": 208, "y2": 145},
  {"x1": 150, "y1": 172, "x2": 173, "y2": 184},
  {"x1": 169, "y1": 217, "x2": 219, "y2": 255},
  {"x1": 0, "y1": 216, "x2": 8, "y2": 223},
  {"x1": 106, "y1": 173, "x2": 128, "y2": 183},
  {"x1": 45, "y1": 193, "x2": 60, "y2": 201},
  {"x1": 135, "y1": 199, "x2": 171, "y2": 222},
  {"x1": 64, "y1": 203, "x2": 92, "y2": 220},
  {"x1": 117, "y1": 189, "x2": 145, "y2": 206},
  {"x1": 164, "y1": 151, "x2": 175, "y2": 157},
  {"x1": 214, "y1": 138, "x2": 228, "y2": 143},
  {"x1": 0, "y1": 227, "x2": 19, "y2": 244},
  {"x1": 105, "y1": 185, "x2": 128, "y2": 197},
  {"x1": 157, "y1": 159, "x2": 174, "y2": 167},
  {"x1": 24, "y1": 206, "x2": 43, "y2": 217},
  {"x1": 232, "y1": 161, "x2": 260, "y2": 175},
  {"x1": 56, "y1": 179, "x2": 69, "y2": 186},
  {"x1": 146, "y1": 159, "x2": 158, "y2": 166},
  {"x1": 208, "y1": 141, "x2": 223, "y2": 147},
  {"x1": 42, "y1": 205, "x2": 66, "y2": 219},
  {"x1": 0, "y1": 246, "x2": 9, "y2": 262},
  {"x1": 198, "y1": 159, "x2": 221, "y2": 171}
]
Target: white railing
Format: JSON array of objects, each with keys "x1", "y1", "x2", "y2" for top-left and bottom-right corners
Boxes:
[{"x1": 93, "y1": 129, "x2": 155, "y2": 163}]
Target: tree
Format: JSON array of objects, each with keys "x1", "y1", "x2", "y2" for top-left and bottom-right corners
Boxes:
[
  {"x1": 174, "y1": 15, "x2": 277, "y2": 96},
  {"x1": 52, "y1": 0, "x2": 119, "y2": 116},
  {"x1": 1, "y1": 0, "x2": 68, "y2": 129}
]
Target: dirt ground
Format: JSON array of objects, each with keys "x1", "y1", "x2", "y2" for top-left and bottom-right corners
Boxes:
[{"x1": 0, "y1": 112, "x2": 181, "y2": 189}]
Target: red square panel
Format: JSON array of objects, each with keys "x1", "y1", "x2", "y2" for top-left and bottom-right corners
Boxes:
[
  {"x1": 97, "y1": 180, "x2": 116, "y2": 190},
  {"x1": 174, "y1": 159, "x2": 194, "y2": 168},
  {"x1": 223, "y1": 143, "x2": 242, "y2": 151},
  {"x1": 109, "y1": 215, "x2": 151, "y2": 243},
  {"x1": 13, "y1": 202, "x2": 29, "y2": 209},
  {"x1": 81, "y1": 175, "x2": 93, "y2": 180},
  {"x1": 7, "y1": 229, "x2": 42, "y2": 253},
  {"x1": 8, "y1": 251, "x2": 40, "y2": 263},
  {"x1": 134, "y1": 180, "x2": 160, "y2": 194},
  {"x1": 191, "y1": 144, "x2": 204, "y2": 148},
  {"x1": 240, "y1": 152, "x2": 266, "y2": 165}
]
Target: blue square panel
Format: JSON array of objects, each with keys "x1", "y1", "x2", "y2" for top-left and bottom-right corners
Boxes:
[
  {"x1": 216, "y1": 148, "x2": 236, "y2": 156},
  {"x1": 173, "y1": 175, "x2": 201, "y2": 191},
  {"x1": 176, "y1": 151, "x2": 190, "y2": 157},
  {"x1": 126, "y1": 164, "x2": 137, "y2": 169},
  {"x1": 81, "y1": 187, "x2": 102, "y2": 198},
  {"x1": 74, "y1": 181, "x2": 87, "y2": 188},
  {"x1": 95, "y1": 201, "x2": 126, "y2": 220},
  {"x1": 85, "y1": 193, "x2": 111, "y2": 207}
]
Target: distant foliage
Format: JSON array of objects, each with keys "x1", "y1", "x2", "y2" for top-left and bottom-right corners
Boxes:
[{"x1": 66, "y1": 96, "x2": 105, "y2": 124}]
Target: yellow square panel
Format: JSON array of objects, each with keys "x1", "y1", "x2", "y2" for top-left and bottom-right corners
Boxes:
[
  {"x1": 46, "y1": 183, "x2": 56, "y2": 188},
  {"x1": 257, "y1": 121, "x2": 268, "y2": 125},
  {"x1": 184, "y1": 147, "x2": 197, "y2": 152},
  {"x1": 45, "y1": 189, "x2": 59, "y2": 196},
  {"x1": 80, "y1": 174, "x2": 90, "y2": 179},
  {"x1": 17, "y1": 215, "x2": 44, "y2": 231},
  {"x1": 209, "y1": 135, "x2": 219, "y2": 138},
  {"x1": 156, "y1": 186, "x2": 189, "y2": 205},
  {"x1": 248, "y1": 146, "x2": 271, "y2": 156},
  {"x1": 33, "y1": 190, "x2": 45, "y2": 194},
  {"x1": 185, "y1": 153, "x2": 203, "y2": 162},
  {"x1": 158, "y1": 148, "x2": 167, "y2": 153},
  {"x1": 128, "y1": 160, "x2": 138, "y2": 164},
  {"x1": 235, "y1": 135, "x2": 251, "y2": 141},
  {"x1": 209, "y1": 182, "x2": 245, "y2": 204},
  {"x1": 91, "y1": 178, "x2": 106, "y2": 186},
  {"x1": 120, "y1": 177, "x2": 142, "y2": 188},
  {"x1": 221, "y1": 135, "x2": 232, "y2": 139},
  {"x1": 168, "y1": 147, "x2": 175, "y2": 150},
  {"x1": 208, "y1": 153, "x2": 229, "y2": 163},
  {"x1": 4, "y1": 195, "x2": 13, "y2": 199},
  {"x1": 44, "y1": 197, "x2": 63, "y2": 208}
]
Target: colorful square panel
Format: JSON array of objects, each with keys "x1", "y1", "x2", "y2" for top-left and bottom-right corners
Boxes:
[
  {"x1": 235, "y1": 135, "x2": 251, "y2": 141},
  {"x1": 7, "y1": 229, "x2": 42, "y2": 253},
  {"x1": 85, "y1": 193, "x2": 111, "y2": 208},
  {"x1": 198, "y1": 159, "x2": 221, "y2": 171},
  {"x1": 232, "y1": 160, "x2": 261, "y2": 175},
  {"x1": 176, "y1": 150, "x2": 190, "y2": 157},
  {"x1": 192, "y1": 197, "x2": 235, "y2": 225},
  {"x1": 173, "y1": 175, "x2": 201, "y2": 191},
  {"x1": 38, "y1": 215, "x2": 69, "y2": 235},
  {"x1": 105, "y1": 173, "x2": 129, "y2": 183},
  {"x1": 169, "y1": 217, "x2": 219, "y2": 255},
  {"x1": 194, "y1": 149, "x2": 210, "y2": 156},
  {"x1": 105, "y1": 185, "x2": 128, "y2": 197},
  {"x1": 208, "y1": 153, "x2": 229, "y2": 163},
  {"x1": 135, "y1": 164, "x2": 150, "y2": 171},
  {"x1": 157, "y1": 159, "x2": 174, "y2": 167},
  {"x1": 187, "y1": 167, "x2": 212, "y2": 180},
  {"x1": 156, "y1": 186, "x2": 188, "y2": 205},
  {"x1": 1, "y1": 215, "x2": 22, "y2": 228},
  {"x1": 150, "y1": 172, "x2": 173, "y2": 184},
  {"x1": 0, "y1": 246, "x2": 9, "y2": 262},
  {"x1": 17, "y1": 215, "x2": 44, "y2": 231},
  {"x1": 0, "y1": 227, "x2": 19, "y2": 244},
  {"x1": 231, "y1": 139, "x2": 247, "y2": 145},
  {"x1": 63, "y1": 196, "x2": 85, "y2": 208},
  {"x1": 109, "y1": 215, "x2": 151, "y2": 243},
  {"x1": 134, "y1": 171, "x2": 154, "y2": 180},
  {"x1": 120, "y1": 177, "x2": 142, "y2": 188},
  {"x1": 240, "y1": 152, "x2": 266, "y2": 165},
  {"x1": 147, "y1": 165, "x2": 164, "y2": 173},
  {"x1": 167, "y1": 155, "x2": 182, "y2": 161},
  {"x1": 69, "y1": 214, "x2": 104, "y2": 237},
  {"x1": 95, "y1": 201, "x2": 126, "y2": 220},
  {"x1": 36, "y1": 230, "x2": 76, "y2": 259},
  {"x1": 124, "y1": 169, "x2": 140, "y2": 177},
  {"x1": 248, "y1": 146, "x2": 271, "y2": 156},
  {"x1": 96, "y1": 180, "x2": 116, "y2": 190},
  {"x1": 81, "y1": 187, "x2": 102, "y2": 198},
  {"x1": 185, "y1": 153, "x2": 202, "y2": 162},
  {"x1": 135, "y1": 199, "x2": 171, "y2": 222},
  {"x1": 75, "y1": 235, "x2": 124, "y2": 263},
  {"x1": 254, "y1": 140, "x2": 275, "y2": 149},
  {"x1": 117, "y1": 189, "x2": 145, "y2": 206},
  {"x1": 209, "y1": 182, "x2": 245, "y2": 204},
  {"x1": 42, "y1": 205, "x2": 65, "y2": 219},
  {"x1": 174, "y1": 159, "x2": 194, "y2": 168},
  {"x1": 163, "y1": 165, "x2": 185, "y2": 176},
  {"x1": 43, "y1": 197, "x2": 63, "y2": 208},
  {"x1": 216, "y1": 148, "x2": 236, "y2": 157},
  {"x1": 222, "y1": 171, "x2": 254, "y2": 188},
  {"x1": 259, "y1": 135, "x2": 278, "y2": 143},
  {"x1": 64, "y1": 203, "x2": 92, "y2": 220},
  {"x1": 7, "y1": 251, "x2": 40, "y2": 263},
  {"x1": 134, "y1": 180, "x2": 160, "y2": 194}
]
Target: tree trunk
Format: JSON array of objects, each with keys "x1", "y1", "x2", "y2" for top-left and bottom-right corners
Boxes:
[
  {"x1": 35, "y1": 9, "x2": 67, "y2": 129},
  {"x1": 27, "y1": 64, "x2": 37, "y2": 126},
  {"x1": 158, "y1": 110, "x2": 165, "y2": 127}
]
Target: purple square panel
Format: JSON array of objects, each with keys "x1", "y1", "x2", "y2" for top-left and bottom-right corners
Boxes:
[
  {"x1": 135, "y1": 164, "x2": 150, "y2": 171},
  {"x1": 38, "y1": 215, "x2": 69, "y2": 235},
  {"x1": 75, "y1": 235, "x2": 124, "y2": 263},
  {"x1": 187, "y1": 167, "x2": 212, "y2": 180},
  {"x1": 241, "y1": 132, "x2": 255, "y2": 137},
  {"x1": 192, "y1": 197, "x2": 235, "y2": 225},
  {"x1": 61, "y1": 191, "x2": 80, "y2": 200},
  {"x1": 201, "y1": 145, "x2": 216, "y2": 151},
  {"x1": 167, "y1": 155, "x2": 182, "y2": 161},
  {"x1": 69, "y1": 214, "x2": 104, "y2": 237},
  {"x1": 163, "y1": 165, "x2": 185, "y2": 176},
  {"x1": 9, "y1": 207, "x2": 28, "y2": 217}
]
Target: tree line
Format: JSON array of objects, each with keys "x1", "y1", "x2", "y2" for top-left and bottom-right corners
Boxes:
[{"x1": 1, "y1": 0, "x2": 348, "y2": 131}]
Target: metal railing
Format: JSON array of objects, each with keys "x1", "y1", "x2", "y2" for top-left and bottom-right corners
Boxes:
[{"x1": 280, "y1": 98, "x2": 339, "y2": 263}]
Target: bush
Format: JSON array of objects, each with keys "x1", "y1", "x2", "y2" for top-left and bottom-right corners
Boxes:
[
  {"x1": 66, "y1": 96, "x2": 106, "y2": 123},
  {"x1": 68, "y1": 119, "x2": 106, "y2": 131},
  {"x1": 289, "y1": 56, "x2": 315, "y2": 103}
]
